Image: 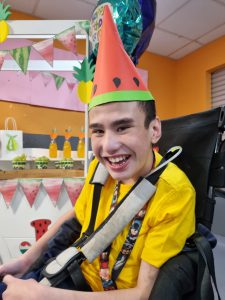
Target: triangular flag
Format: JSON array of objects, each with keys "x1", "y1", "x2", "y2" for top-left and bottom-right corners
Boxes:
[
  {"x1": 0, "y1": 50, "x2": 8, "y2": 70},
  {"x1": 29, "y1": 71, "x2": 39, "y2": 81},
  {"x1": 41, "y1": 72, "x2": 53, "y2": 87},
  {"x1": 42, "y1": 178, "x2": 63, "y2": 206},
  {"x1": 0, "y1": 179, "x2": 18, "y2": 207},
  {"x1": 32, "y1": 38, "x2": 54, "y2": 66},
  {"x1": 63, "y1": 178, "x2": 84, "y2": 206},
  {"x1": 55, "y1": 26, "x2": 77, "y2": 55},
  {"x1": 52, "y1": 73, "x2": 65, "y2": 89},
  {"x1": 66, "y1": 80, "x2": 76, "y2": 93},
  {"x1": 19, "y1": 179, "x2": 42, "y2": 207},
  {"x1": 10, "y1": 46, "x2": 31, "y2": 74}
]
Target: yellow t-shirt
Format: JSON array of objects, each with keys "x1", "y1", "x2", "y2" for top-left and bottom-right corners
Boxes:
[{"x1": 74, "y1": 152, "x2": 196, "y2": 291}]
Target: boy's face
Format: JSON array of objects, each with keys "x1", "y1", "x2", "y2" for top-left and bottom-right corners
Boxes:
[{"x1": 89, "y1": 101, "x2": 161, "y2": 184}]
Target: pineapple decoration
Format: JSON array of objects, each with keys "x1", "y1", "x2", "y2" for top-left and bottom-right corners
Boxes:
[
  {"x1": 73, "y1": 57, "x2": 95, "y2": 104},
  {"x1": 0, "y1": 0, "x2": 11, "y2": 43}
]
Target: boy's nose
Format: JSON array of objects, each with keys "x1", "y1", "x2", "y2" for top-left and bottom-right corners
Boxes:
[{"x1": 102, "y1": 133, "x2": 120, "y2": 154}]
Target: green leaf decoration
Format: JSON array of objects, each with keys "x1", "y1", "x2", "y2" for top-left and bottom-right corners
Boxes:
[
  {"x1": 0, "y1": 0, "x2": 11, "y2": 20},
  {"x1": 73, "y1": 57, "x2": 95, "y2": 83}
]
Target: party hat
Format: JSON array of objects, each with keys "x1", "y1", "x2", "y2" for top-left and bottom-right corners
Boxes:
[{"x1": 89, "y1": 5, "x2": 154, "y2": 110}]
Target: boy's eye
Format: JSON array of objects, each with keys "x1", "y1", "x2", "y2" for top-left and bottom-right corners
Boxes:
[
  {"x1": 117, "y1": 126, "x2": 129, "y2": 132},
  {"x1": 91, "y1": 129, "x2": 104, "y2": 135}
]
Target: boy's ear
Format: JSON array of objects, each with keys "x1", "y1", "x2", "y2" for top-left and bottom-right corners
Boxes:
[{"x1": 150, "y1": 117, "x2": 161, "y2": 144}]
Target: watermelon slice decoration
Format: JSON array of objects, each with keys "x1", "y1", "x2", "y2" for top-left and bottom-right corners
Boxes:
[
  {"x1": 64, "y1": 178, "x2": 84, "y2": 206},
  {"x1": 19, "y1": 241, "x2": 31, "y2": 254},
  {"x1": 0, "y1": 179, "x2": 17, "y2": 207},
  {"x1": 19, "y1": 179, "x2": 42, "y2": 207},
  {"x1": 31, "y1": 219, "x2": 51, "y2": 241},
  {"x1": 88, "y1": 5, "x2": 154, "y2": 110},
  {"x1": 55, "y1": 26, "x2": 77, "y2": 55},
  {"x1": 42, "y1": 178, "x2": 63, "y2": 206}
]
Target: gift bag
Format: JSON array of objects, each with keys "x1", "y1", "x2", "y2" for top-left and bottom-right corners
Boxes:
[{"x1": 0, "y1": 117, "x2": 23, "y2": 159}]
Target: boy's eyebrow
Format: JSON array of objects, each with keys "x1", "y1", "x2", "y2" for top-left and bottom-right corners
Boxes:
[{"x1": 89, "y1": 118, "x2": 134, "y2": 129}]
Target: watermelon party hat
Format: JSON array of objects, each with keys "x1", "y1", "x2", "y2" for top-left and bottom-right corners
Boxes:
[{"x1": 88, "y1": 5, "x2": 154, "y2": 110}]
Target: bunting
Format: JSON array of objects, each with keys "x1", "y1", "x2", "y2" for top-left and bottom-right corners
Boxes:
[
  {"x1": 0, "y1": 23, "x2": 89, "y2": 73},
  {"x1": 64, "y1": 178, "x2": 84, "y2": 206},
  {"x1": 66, "y1": 80, "x2": 76, "y2": 93},
  {"x1": 42, "y1": 178, "x2": 63, "y2": 206},
  {"x1": 32, "y1": 38, "x2": 54, "y2": 67},
  {"x1": 41, "y1": 71, "x2": 53, "y2": 87},
  {"x1": 52, "y1": 73, "x2": 65, "y2": 89},
  {"x1": 10, "y1": 46, "x2": 31, "y2": 74},
  {"x1": 0, "y1": 178, "x2": 84, "y2": 208},
  {"x1": 0, "y1": 179, "x2": 18, "y2": 207},
  {"x1": 55, "y1": 26, "x2": 77, "y2": 55},
  {"x1": 19, "y1": 178, "x2": 42, "y2": 207},
  {"x1": 0, "y1": 50, "x2": 8, "y2": 70}
]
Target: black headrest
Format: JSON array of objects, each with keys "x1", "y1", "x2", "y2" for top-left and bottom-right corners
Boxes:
[{"x1": 157, "y1": 107, "x2": 223, "y2": 228}]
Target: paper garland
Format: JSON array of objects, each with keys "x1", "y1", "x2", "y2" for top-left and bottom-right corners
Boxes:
[
  {"x1": 0, "y1": 24, "x2": 82, "y2": 73},
  {"x1": 64, "y1": 178, "x2": 84, "y2": 206},
  {"x1": 0, "y1": 178, "x2": 84, "y2": 208},
  {"x1": 32, "y1": 38, "x2": 54, "y2": 67},
  {"x1": 42, "y1": 178, "x2": 63, "y2": 206},
  {"x1": 0, "y1": 179, "x2": 18, "y2": 207},
  {"x1": 19, "y1": 179, "x2": 42, "y2": 207}
]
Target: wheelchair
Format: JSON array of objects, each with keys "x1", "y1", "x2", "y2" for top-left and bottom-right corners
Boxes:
[{"x1": 150, "y1": 106, "x2": 225, "y2": 299}]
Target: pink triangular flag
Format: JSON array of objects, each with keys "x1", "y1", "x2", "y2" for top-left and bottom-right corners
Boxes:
[
  {"x1": 29, "y1": 71, "x2": 39, "y2": 81},
  {"x1": 66, "y1": 80, "x2": 76, "y2": 93},
  {"x1": 42, "y1": 178, "x2": 63, "y2": 206},
  {"x1": 0, "y1": 50, "x2": 8, "y2": 70},
  {"x1": 19, "y1": 179, "x2": 42, "y2": 207},
  {"x1": 0, "y1": 179, "x2": 18, "y2": 207},
  {"x1": 64, "y1": 178, "x2": 84, "y2": 206},
  {"x1": 32, "y1": 38, "x2": 54, "y2": 66},
  {"x1": 55, "y1": 26, "x2": 77, "y2": 55},
  {"x1": 41, "y1": 72, "x2": 53, "y2": 87}
]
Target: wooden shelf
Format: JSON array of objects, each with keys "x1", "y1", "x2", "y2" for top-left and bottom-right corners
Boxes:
[{"x1": 0, "y1": 169, "x2": 84, "y2": 180}]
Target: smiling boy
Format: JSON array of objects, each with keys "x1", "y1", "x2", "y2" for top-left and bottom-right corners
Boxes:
[{"x1": 0, "y1": 5, "x2": 195, "y2": 300}]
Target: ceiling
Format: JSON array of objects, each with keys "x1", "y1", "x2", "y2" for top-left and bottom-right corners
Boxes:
[{"x1": 7, "y1": 0, "x2": 225, "y2": 60}]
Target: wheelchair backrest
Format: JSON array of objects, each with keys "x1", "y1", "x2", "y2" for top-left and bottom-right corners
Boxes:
[{"x1": 157, "y1": 107, "x2": 225, "y2": 229}]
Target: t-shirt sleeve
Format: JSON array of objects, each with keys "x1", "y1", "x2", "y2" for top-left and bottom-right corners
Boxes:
[{"x1": 141, "y1": 184, "x2": 196, "y2": 268}]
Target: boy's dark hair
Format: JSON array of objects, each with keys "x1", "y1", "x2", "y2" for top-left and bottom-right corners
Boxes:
[{"x1": 137, "y1": 100, "x2": 156, "y2": 129}]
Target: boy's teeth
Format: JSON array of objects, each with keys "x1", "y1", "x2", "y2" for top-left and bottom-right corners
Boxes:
[{"x1": 109, "y1": 156, "x2": 126, "y2": 163}]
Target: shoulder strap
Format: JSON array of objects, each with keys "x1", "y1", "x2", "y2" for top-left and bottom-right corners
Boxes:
[{"x1": 193, "y1": 234, "x2": 221, "y2": 300}]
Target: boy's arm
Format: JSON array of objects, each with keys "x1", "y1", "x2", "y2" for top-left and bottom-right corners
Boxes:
[
  {"x1": 0, "y1": 209, "x2": 75, "y2": 279},
  {"x1": 3, "y1": 260, "x2": 159, "y2": 300}
]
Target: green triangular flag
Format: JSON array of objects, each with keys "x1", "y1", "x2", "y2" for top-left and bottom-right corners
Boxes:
[
  {"x1": 10, "y1": 46, "x2": 31, "y2": 74},
  {"x1": 52, "y1": 74, "x2": 65, "y2": 89}
]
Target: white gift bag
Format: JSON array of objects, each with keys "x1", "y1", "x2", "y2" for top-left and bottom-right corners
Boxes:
[{"x1": 0, "y1": 117, "x2": 23, "y2": 159}]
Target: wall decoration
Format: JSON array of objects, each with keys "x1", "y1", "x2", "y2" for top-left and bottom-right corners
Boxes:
[
  {"x1": 42, "y1": 178, "x2": 63, "y2": 206},
  {"x1": 19, "y1": 179, "x2": 42, "y2": 207},
  {"x1": 32, "y1": 38, "x2": 54, "y2": 67},
  {"x1": 0, "y1": 179, "x2": 17, "y2": 207},
  {"x1": 19, "y1": 241, "x2": 31, "y2": 254},
  {"x1": 64, "y1": 178, "x2": 84, "y2": 206},
  {"x1": 30, "y1": 219, "x2": 51, "y2": 241},
  {"x1": 0, "y1": 178, "x2": 85, "y2": 207}
]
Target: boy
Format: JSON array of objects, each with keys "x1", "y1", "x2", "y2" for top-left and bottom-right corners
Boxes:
[{"x1": 0, "y1": 5, "x2": 195, "y2": 300}]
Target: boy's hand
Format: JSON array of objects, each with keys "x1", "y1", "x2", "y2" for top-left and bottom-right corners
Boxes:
[
  {"x1": 0, "y1": 257, "x2": 28, "y2": 280},
  {"x1": 2, "y1": 275, "x2": 40, "y2": 300}
]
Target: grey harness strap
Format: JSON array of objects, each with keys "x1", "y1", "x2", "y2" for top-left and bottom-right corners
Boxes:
[{"x1": 40, "y1": 146, "x2": 182, "y2": 287}]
